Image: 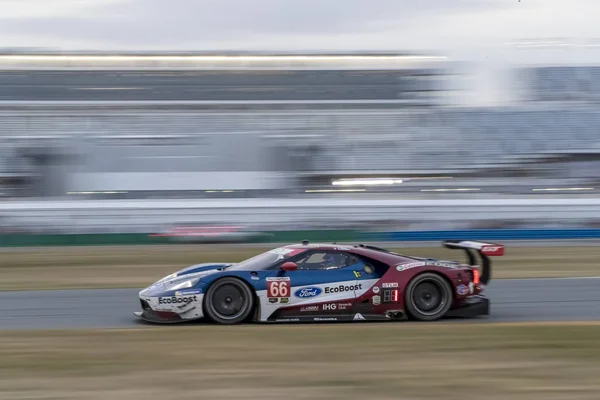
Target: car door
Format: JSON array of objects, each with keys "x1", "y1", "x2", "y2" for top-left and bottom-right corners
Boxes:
[
  {"x1": 263, "y1": 250, "x2": 360, "y2": 321},
  {"x1": 341, "y1": 253, "x2": 384, "y2": 318}
]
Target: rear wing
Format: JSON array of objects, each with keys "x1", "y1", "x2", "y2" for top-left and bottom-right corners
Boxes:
[{"x1": 442, "y1": 240, "x2": 504, "y2": 285}]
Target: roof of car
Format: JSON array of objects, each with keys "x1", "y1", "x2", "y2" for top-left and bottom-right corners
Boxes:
[{"x1": 282, "y1": 242, "x2": 416, "y2": 264}]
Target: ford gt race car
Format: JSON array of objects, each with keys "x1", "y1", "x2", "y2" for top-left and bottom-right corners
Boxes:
[{"x1": 134, "y1": 240, "x2": 504, "y2": 324}]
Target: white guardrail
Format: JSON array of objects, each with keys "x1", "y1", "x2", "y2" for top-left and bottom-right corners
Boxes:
[{"x1": 0, "y1": 197, "x2": 599, "y2": 228}]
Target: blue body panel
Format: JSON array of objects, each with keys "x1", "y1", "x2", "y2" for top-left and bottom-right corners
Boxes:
[
  {"x1": 197, "y1": 270, "x2": 276, "y2": 290},
  {"x1": 152, "y1": 259, "x2": 382, "y2": 298}
]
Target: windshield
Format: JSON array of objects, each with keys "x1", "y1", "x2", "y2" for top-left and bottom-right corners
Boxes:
[{"x1": 226, "y1": 247, "x2": 304, "y2": 271}]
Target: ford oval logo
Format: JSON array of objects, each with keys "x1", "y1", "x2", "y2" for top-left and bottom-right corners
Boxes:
[{"x1": 294, "y1": 287, "x2": 322, "y2": 298}]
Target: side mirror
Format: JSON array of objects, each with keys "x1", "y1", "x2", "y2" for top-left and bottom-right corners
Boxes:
[{"x1": 280, "y1": 262, "x2": 298, "y2": 271}]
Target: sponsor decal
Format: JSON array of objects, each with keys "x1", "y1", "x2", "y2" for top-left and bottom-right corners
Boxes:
[
  {"x1": 431, "y1": 261, "x2": 459, "y2": 268},
  {"x1": 468, "y1": 282, "x2": 475, "y2": 293},
  {"x1": 300, "y1": 305, "x2": 319, "y2": 312},
  {"x1": 276, "y1": 318, "x2": 300, "y2": 322},
  {"x1": 158, "y1": 295, "x2": 198, "y2": 305},
  {"x1": 372, "y1": 286, "x2": 380, "y2": 294},
  {"x1": 280, "y1": 297, "x2": 289, "y2": 304},
  {"x1": 324, "y1": 283, "x2": 362, "y2": 294},
  {"x1": 251, "y1": 276, "x2": 259, "y2": 281},
  {"x1": 174, "y1": 289, "x2": 202, "y2": 296},
  {"x1": 268, "y1": 298, "x2": 278, "y2": 304},
  {"x1": 267, "y1": 277, "x2": 291, "y2": 299},
  {"x1": 397, "y1": 262, "x2": 426, "y2": 271},
  {"x1": 459, "y1": 241, "x2": 504, "y2": 256},
  {"x1": 382, "y1": 282, "x2": 399, "y2": 288},
  {"x1": 457, "y1": 284, "x2": 470, "y2": 296},
  {"x1": 481, "y1": 245, "x2": 504, "y2": 256},
  {"x1": 314, "y1": 317, "x2": 337, "y2": 321},
  {"x1": 319, "y1": 302, "x2": 353, "y2": 311},
  {"x1": 294, "y1": 287, "x2": 322, "y2": 299},
  {"x1": 482, "y1": 246, "x2": 501, "y2": 251},
  {"x1": 364, "y1": 265, "x2": 374, "y2": 274},
  {"x1": 372, "y1": 295, "x2": 381, "y2": 305},
  {"x1": 353, "y1": 271, "x2": 362, "y2": 278},
  {"x1": 353, "y1": 313, "x2": 366, "y2": 321}
]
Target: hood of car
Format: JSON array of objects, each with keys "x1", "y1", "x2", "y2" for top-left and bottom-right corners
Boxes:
[
  {"x1": 171, "y1": 262, "x2": 234, "y2": 277},
  {"x1": 141, "y1": 262, "x2": 234, "y2": 295}
]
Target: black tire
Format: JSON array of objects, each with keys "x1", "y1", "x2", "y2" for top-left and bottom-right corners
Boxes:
[
  {"x1": 404, "y1": 273, "x2": 453, "y2": 321},
  {"x1": 204, "y1": 277, "x2": 255, "y2": 325}
]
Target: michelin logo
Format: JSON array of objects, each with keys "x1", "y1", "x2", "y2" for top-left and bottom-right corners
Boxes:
[{"x1": 397, "y1": 262, "x2": 425, "y2": 271}]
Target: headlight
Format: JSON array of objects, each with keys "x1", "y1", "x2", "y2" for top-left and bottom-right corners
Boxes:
[{"x1": 169, "y1": 277, "x2": 200, "y2": 291}]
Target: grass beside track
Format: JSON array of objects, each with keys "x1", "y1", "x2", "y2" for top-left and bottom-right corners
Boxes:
[
  {"x1": 1, "y1": 324, "x2": 600, "y2": 399},
  {"x1": 1, "y1": 244, "x2": 599, "y2": 291}
]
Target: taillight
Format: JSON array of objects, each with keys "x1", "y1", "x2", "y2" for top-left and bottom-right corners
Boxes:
[{"x1": 472, "y1": 269, "x2": 480, "y2": 284}]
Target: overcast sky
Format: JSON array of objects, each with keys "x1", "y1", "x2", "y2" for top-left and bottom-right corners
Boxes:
[
  {"x1": 0, "y1": 0, "x2": 598, "y2": 61},
  {"x1": 1, "y1": 0, "x2": 598, "y2": 105}
]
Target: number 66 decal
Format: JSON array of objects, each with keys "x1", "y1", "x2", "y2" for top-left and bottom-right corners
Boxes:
[{"x1": 267, "y1": 277, "x2": 291, "y2": 298}]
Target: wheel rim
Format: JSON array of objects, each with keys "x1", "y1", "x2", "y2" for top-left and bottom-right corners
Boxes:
[
  {"x1": 210, "y1": 283, "x2": 248, "y2": 320},
  {"x1": 412, "y1": 280, "x2": 447, "y2": 316}
]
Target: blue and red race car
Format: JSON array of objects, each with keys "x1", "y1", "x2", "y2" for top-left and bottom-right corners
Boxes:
[{"x1": 134, "y1": 240, "x2": 504, "y2": 324}]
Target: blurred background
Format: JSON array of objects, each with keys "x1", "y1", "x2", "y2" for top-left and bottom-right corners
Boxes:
[
  {"x1": 1, "y1": 0, "x2": 600, "y2": 244},
  {"x1": 4, "y1": 5, "x2": 600, "y2": 400}
]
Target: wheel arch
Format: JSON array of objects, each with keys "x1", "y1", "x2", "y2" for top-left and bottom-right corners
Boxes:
[
  {"x1": 406, "y1": 268, "x2": 456, "y2": 292},
  {"x1": 417, "y1": 270, "x2": 456, "y2": 300}
]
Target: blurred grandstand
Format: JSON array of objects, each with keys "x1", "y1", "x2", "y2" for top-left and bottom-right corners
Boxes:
[
  {"x1": 0, "y1": 51, "x2": 599, "y2": 200},
  {"x1": 0, "y1": 50, "x2": 453, "y2": 198},
  {"x1": 1, "y1": 50, "x2": 600, "y2": 232}
]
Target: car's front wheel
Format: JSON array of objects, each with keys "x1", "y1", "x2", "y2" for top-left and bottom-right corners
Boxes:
[
  {"x1": 204, "y1": 277, "x2": 255, "y2": 324},
  {"x1": 404, "y1": 273, "x2": 453, "y2": 321}
]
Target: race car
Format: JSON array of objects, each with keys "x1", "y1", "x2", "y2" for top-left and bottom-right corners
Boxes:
[{"x1": 134, "y1": 240, "x2": 504, "y2": 324}]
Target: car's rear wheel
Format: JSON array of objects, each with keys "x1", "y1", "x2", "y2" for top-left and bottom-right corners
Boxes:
[
  {"x1": 204, "y1": 277, "x2": 255, "y2": 325},
  {"x1": 404, "y1": 273, "x2": 453, "y2": 321}
]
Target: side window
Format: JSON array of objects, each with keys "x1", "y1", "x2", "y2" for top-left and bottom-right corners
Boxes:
[
  {"x1": 346, "y1": 255, "x2": 363, "y2": 267},
  {"x1": 295, "y1": 252, "x2": 329, "y2": 270},
  {"x1": 296, "y1": 251, "x2": 362, "y2": 270},
  {"x1": 345, "y1": 254, "x2": 371, "y2": 273}
]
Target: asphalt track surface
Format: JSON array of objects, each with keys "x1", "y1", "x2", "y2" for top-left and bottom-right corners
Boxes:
[{"x1": 1, "y1": 277, "x2": 599, "y2": 330}]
